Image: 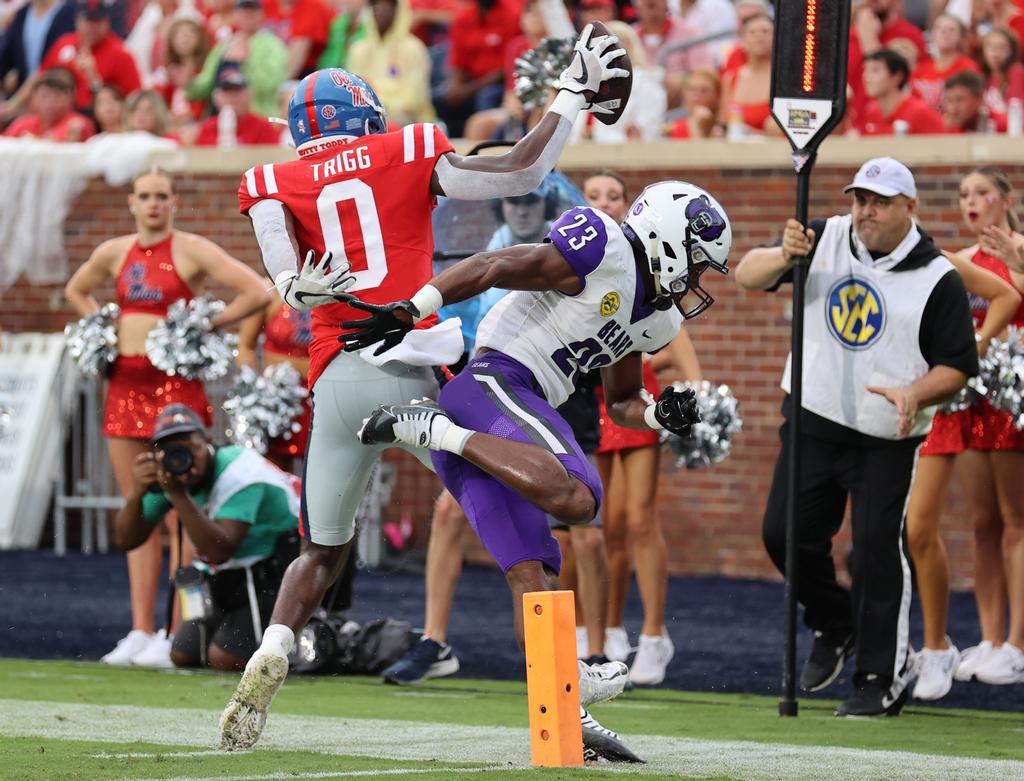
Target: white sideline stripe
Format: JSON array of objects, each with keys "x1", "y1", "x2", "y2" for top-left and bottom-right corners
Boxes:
[
  {"x1": 4, "y1": 699, "x2": 1024, "y2": 781},
  {"x1": 95, "y1": 767, "x2": 499, "y2": 780},
  {"x1": 95, "y1": 750, "x2": 229, "y2": 758}
]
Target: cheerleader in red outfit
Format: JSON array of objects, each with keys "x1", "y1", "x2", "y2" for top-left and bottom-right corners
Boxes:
[
  {"x1": 238, "y1": 293, "x2": 313, "y2": 472},
  {"x1": 584, "y1": 170, "x2": 704, "y2": 685},
  {"x1": 65, "y1": 169, "x2": 269, "y2": 666},
  {"x1": 907, "y1": 167, "x2": 1024, "y2": 699}
]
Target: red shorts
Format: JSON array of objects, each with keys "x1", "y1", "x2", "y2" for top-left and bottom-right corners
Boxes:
[
  {"x1": 103, "y1": 355, "x2": 212, "y2": 440},
  {"x1": 595, "y1": 363, "x2": 661, "y2": 454},
  {"x1": 268, "y1": 395, "x2": 311, "y2": 459},
  {"x1": 920, "y1": 399, "x2": 1024, "y2": 457}
]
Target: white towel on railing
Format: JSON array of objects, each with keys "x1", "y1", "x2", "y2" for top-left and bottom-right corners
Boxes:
[{"x1": 0, "y1": 134, "x2": 184, "y2": 291}]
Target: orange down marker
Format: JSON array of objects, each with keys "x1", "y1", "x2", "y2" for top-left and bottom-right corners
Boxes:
[{"x1": 523, "y1": 590, "x2": 583, "y2": 767}]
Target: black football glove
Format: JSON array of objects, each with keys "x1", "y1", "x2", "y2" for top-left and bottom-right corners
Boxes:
[
  {"x1": 338, "y1": 298, "x2": 420, "y2": 356},
  {"x1": 654, "y1": 385, "x2": 700, "y2": 435}
]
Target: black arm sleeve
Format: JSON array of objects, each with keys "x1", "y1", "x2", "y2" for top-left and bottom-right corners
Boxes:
[
  {"x1": 918, "y1": 269, "x2": 979, "y2": 377},
  {"x1": 766, "y1": 218, "x2": 829, "y2": 291}
]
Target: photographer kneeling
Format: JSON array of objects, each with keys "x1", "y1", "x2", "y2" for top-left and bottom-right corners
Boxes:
[{"x1": 114, "y1": 405, "x2": 300, "y2": 671}]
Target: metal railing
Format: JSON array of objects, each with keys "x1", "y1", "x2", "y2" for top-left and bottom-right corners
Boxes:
[
  {"x1": 52, "y1": 371, "x2": 236, "y2": 556},
  {"x1": 51, "y1": 365, "x2": 394, "y2": 566}
]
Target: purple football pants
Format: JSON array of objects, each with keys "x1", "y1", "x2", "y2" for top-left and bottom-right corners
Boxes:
[{"x1": 430, "y1": 351, "x2": 604, "y2": 574}]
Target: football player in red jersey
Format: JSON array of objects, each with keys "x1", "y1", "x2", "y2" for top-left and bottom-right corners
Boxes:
[{"x1": 219, "y1": 24, "x2": 632, "y2": 754}]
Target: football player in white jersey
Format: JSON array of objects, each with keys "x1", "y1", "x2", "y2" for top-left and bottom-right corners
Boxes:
[{"x1": 344, "y1": 181, "x2": 731, "y2": 759}]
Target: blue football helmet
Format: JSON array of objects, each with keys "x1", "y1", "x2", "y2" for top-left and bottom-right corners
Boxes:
[{"x1": 288, "y1": 69, "x2": 388, "y2": 150}]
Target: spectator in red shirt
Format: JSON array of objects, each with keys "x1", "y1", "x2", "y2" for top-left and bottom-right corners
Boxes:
[
  {"x1": 462, "y1": 0, "x2": 544, "y2": 140},
  {"x1": 92, "y1": 82, "x2": 124, "y2": 132},
  {"x1": 440, "y1": 0, "x2": 521, "y2": 136},
  {"x1": 155, "y1": 18, "x2": 211, "y2": 128},
  {"x1": 980, "y1": 0, "x2": 1024, "y2": 46},
  {"x1": 667, "y1": 66, "x2": 720, "y2": 139},
  {"x1": 579, "y1": 0, "x2": 615, "y2": 26},
  {"x1": 263, "y1": 0, "x2": 334, "y2": 78},
  {"x1": 718, "y1": 11, "x2": 773, "y2": 135},
  {"x1": 718, "y1": 0, "x2": 772, "y2": 84},
  {"x1": 193, "y1": 65, "x2": 279, "y2": 145},
  {"x1": 201, "y1": 0, "x2": 236, "y2": 43},
  {"x1": 848, "y1": 0, "x2": 928, "y2": 126},
  {"x1": 980, "y1": 26, "x2": 1024, "y2": 116},
  {"x1": 943, "y1": 69, "x2": 1008, "y2": 132},
  {"x1": 911, "y1": 13, "x2": 980, "y2": 113},
  {"x1": 856, "y1": 48, "x2": 946, "y2": 136},
  {"x1": 632, "y1": 0, "x2": 712, "y2": 108},
  {"x1": 41, "y1": 0, "x2": 143, "y2": 110},
  {"x1": 3, "y1": 66, "x2": 96, "y2": 140},
  {"x1": 125, "y1": 87, "x2": 178, "y2": 138}
]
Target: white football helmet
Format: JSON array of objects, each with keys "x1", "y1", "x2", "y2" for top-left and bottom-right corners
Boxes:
[{"x1": 622, "y1": 181, "x2": 731, "y2": 319}]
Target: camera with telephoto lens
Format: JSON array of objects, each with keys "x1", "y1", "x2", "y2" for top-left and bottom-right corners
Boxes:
[{"x1": 160, "y1": 443, "x2": 195, "y2": 476}]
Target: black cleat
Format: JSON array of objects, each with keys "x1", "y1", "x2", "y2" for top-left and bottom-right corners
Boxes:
[
  {"x1": 357, "y1": 399, "x2": 447, "y2": 448},
  {"x1": 800, "y1": 629, "x2": 854, "y2": 692},
  {"x1": 835, "y1": 673, "x2": 909, "y2": 717},
  {"x1": 580, "y1": 707, "x2": 644, "y2": 763}
]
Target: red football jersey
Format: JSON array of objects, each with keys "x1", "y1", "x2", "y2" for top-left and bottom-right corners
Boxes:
[{"x1": 238, "y1": 123, "x2": 455, "y2": 388}]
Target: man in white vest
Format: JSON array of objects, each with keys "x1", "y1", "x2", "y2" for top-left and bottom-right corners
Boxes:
[{"x1": 735, "y1": 157, "x2": 978, "y2": 717}]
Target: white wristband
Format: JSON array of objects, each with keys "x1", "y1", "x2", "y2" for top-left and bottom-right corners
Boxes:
[
  {"x1": 550, "y1": 90, "x2": 586, "y2": 121},
  {"x1": 410, "y1": 284, "x2": 443, "y2": 323},
  {"x1": 643, "y1": 404, "x2": 664, "y2": 431},
  {"x1": 273, "y1": 269, "x2": 296, "y2": 292}
]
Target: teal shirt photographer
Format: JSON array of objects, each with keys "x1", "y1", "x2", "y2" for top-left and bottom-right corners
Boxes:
[{"x1": 142, "y1": 445, "x2": 298, "y2": 569}]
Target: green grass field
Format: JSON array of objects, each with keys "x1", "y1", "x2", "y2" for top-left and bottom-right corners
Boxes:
[{"x1": 1, "y1": 658, "x2": 1022, "y2": 780}]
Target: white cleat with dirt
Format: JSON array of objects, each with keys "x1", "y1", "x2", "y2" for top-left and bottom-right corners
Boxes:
[
  {"x1": 219, "y1": 651, "x2": 290, "y2": 750},
  {"x1": 578, "y1": 658, "x2": 629, "y2": 707}
]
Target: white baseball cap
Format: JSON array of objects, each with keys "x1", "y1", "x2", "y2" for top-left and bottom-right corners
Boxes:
[{"x1": 843, "y1": 157, "x2": 917, "y2": 199}]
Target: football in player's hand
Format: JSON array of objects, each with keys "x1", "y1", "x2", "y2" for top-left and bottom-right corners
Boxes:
[{"x1": 589, "y1": 20, "x2": 632, "y2": 126}]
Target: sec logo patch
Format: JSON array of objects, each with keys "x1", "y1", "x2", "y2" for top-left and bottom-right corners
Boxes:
[
  {"x1": 321, "y1": 105, "x2": 337, "y2": 119},
  {"x1": 600, "y1": 292, "x2": 620, "y2": 317},
  {"x1": 826, "y1": 278, "x2": 885, "y2": 349}
]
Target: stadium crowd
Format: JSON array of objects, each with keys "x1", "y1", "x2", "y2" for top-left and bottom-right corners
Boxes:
[{"x1": 3, "y1": 0, "x2": 1024, "y2": 144}]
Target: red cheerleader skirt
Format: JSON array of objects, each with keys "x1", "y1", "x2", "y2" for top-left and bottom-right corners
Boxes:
[
  {"x1": 920, "y1": 399, "x2": 1024, "y2": 456},
  {"x1": 595, "y1": 362, "x2": 661, "y2": 454},
  {"x1": 103, "y1": 355, "x2": 212, "y2": 440}
]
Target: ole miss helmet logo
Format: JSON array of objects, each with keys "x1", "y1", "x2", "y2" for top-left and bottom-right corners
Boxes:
[{"x1": 826, "y1": 278, "x2": 886, "y2": 349}]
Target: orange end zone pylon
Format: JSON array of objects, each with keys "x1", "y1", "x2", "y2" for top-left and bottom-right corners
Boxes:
[{"x1": 523, "y1": 590, "x2": 583, "y2": 767}]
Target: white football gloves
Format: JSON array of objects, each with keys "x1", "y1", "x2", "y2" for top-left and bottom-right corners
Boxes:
[
  {"x1": 275, "y1": 250, "x2": 357, "y2": 311},
  {"x1": 554, "y1": 23, "x2": 628, "y2": 107}
]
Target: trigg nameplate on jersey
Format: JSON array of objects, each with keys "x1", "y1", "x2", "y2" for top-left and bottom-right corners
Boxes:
[
  {"x1": 311, "y1": 146, "x2": 372, "y2": 181},
  {"x1": 826, "y1": 277, "x2": 886, "y2": 349}
]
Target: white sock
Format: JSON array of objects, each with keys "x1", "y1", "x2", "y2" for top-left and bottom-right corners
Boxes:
[
  {"x1": 437, "y1": 421, "x2": 473, "y2": 454},
  {"x1": 261, "y1": 624, "x2": 295, "y2": 658}
]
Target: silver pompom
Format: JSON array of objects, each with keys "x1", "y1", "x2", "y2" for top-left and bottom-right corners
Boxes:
[
  {"x1": 0, "y1": 403, "x2": 11, "y2": 435},
  {"x1": 938, "y1": 336, "x2": 996, "y2": 413},
  {"x1": 146, "y1": 298, "x2": 238, "y2": 382},
  {"x1": 64, "y1": 303, "x2": 119, "y2": 378},
  {"x1": 514, "y1": 37, "x2": 575, "y2": 111},
  {"x1": 981, "y1": 327, "x2": 1024, "y2": 430},
  {"x1": 661, "y1": 381, "x2": 743, "y2": 469},
  {"x1": 224, "y1": 363, "x2": 309, "y2": 453}
]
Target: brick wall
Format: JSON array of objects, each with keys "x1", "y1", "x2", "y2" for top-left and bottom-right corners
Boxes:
[{"x1": 3, "y1": 142, "x2": 1018, "y2": 588}]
